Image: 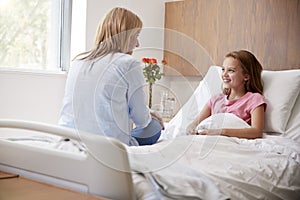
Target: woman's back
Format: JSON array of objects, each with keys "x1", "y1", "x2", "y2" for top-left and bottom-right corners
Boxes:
[{"x1": 59, "y1": 53, "x2": 150, "y2": 145}]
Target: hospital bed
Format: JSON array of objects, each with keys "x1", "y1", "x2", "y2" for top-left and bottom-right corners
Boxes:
[
  {"x1": 0, "y1": 120, "x2": 134, "y2": 200},
  {"x1": 1, "y1": 66, "x2": 300, "y2": 199}
]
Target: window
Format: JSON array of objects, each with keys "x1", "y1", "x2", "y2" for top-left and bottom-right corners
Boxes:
[{"x1": 0, "y1": 0, "x2": 74, "y2": 71}]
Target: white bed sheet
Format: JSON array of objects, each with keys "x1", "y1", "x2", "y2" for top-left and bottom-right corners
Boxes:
[
  {"x1": 129, "y1": 134, "x2": 300, "y2": 200},
  {"x1": 0, "y1": 128, "x2": 86, "y2": 155},
  {"x1": 128, "y1": 112, "x2": 300, "y2": 199}
]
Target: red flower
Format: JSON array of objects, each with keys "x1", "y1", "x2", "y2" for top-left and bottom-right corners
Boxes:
[
  {"x1": 150, "y1": 58, "x2": 157, "y2": 64},
  {"x1": 142, "y1": 57, "x2": 159, "y2": 64},
  {"x1": 142, "y1": 58, "x2": 166, "y2": 65},
  {"x1": 142, "y1": 58, "x2": 149, "y2": 63}
]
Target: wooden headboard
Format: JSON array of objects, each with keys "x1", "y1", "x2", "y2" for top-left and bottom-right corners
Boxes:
[{"x1": 164, "y1": 0, "x2": 300, "y2": 76}]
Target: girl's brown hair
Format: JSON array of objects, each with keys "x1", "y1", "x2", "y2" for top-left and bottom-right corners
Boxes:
[
  {"x1": 76, "y1": 7, "x2": 142, "y2": 60},
  {"x1": 224, "y1": 50, "x2": 263, "y2": 95}
]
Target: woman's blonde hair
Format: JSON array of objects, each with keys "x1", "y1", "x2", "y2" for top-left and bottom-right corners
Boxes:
[
  {"x1": 76, "y1": 7, "x2": 142, "y2": 60},
  {"x1": 223, "y1": 50, "x2": 263, "y2": 95}
]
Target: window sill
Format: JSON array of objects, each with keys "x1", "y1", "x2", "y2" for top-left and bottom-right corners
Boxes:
[{"x1": 0, "y1": 68, "x2": 67, "y2": 77}]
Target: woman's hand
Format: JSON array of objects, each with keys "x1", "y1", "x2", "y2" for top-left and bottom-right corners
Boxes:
[{"x1": 150, "y1": 110, "x2": 165, "y2": 130}]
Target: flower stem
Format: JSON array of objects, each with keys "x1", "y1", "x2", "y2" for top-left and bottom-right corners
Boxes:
[{"x1": 148, "y1": 83, "x2": 153, "y2": 108}]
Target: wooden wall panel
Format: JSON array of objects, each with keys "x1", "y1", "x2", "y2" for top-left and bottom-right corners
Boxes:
[{"x1": 164, "y1": 0, "x2": 300, "y2": 76}]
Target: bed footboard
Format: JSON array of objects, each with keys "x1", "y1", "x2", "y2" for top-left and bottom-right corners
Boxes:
[{"x1": 0, "y1": 119, "x2": 134, "y2": 200}]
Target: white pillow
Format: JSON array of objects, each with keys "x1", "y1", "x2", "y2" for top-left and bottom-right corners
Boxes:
[
  {"x1": 285, "y1": 92, "x2": 300, "y2": 143},
  {"x1": 262, "y1": 69, "x2": 300, "y2": 134},
  {"x1": 196, "y1": 113, "x2": 250, "y2": 132}
]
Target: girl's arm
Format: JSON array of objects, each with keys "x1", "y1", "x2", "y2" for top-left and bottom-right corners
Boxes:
[
  {"x1": 186, "y1": 104, "x2": 211, "y2": 135},
  {"x1": 201, "y1": 105, "x2": 265, "y2": 139}
]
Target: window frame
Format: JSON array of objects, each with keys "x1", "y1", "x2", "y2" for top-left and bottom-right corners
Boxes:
[{"x1": 59, "y1": 0, "x2": 72, "y2": 71}]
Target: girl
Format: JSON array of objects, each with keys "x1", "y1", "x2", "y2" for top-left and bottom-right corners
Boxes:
[
  {"x1": 186, "y1": 50, "x2": 266, "y2": 139},
  {"x1": 59, "y1": 7, "x2": 164, "y2": 146}
]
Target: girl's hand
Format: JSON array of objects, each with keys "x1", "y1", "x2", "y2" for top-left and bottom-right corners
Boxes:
[
  {"x1": 198, "y1": 129, "x2": 222, "y2": 135},
  {"x1": 196, "y1": 129, "x2": 208, "y2": 135},
  {"x1": 186, "y1": 123, "x2": 198, "y2": 135}
]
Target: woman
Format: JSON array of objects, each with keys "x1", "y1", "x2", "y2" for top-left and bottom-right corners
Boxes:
[
  {"x1": 186, "y1": 50, "x2": 266, "y2": 139},
  {"x1": 59, "y1": 7, "x2": 164, "y2": 146}
]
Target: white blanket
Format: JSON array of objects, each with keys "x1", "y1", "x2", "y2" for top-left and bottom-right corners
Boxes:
[
  {"x1": 0, "y1": 129, "x2": 86, "y2": 155},
  {"x1": 128, "y1": 114, "x2": 300, "y2": 200}
]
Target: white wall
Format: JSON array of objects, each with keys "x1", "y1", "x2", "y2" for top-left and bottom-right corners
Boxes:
[
  {"x1": 0, "y1": 0, "x2": 200, "y2": 124},
  {"x1": 85, "y1": 0, "x2": 165, "y2": 60},
  {"x1": 0, "y1": 70, "x2": 66, "y2": 124}
]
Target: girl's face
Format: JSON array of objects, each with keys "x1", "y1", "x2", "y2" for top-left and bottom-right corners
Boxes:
[{"x1": 222, "y1": 57, "x2": 249, "y2": 92}]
